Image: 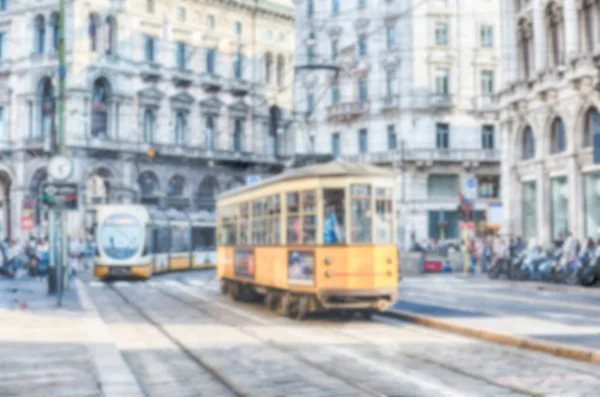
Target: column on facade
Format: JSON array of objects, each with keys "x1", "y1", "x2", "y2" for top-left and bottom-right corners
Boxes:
[
  {"x1": 536, "y1": 164, "x2": 551, "y2": 246},
  {"x1": 567, "y1": 156, "x2": 584, "y2": 239},
  {"x1": 501, "y1": 0, "x2": 518, "y2": 84},
  {"x1": 563, "y1": 0, "x2": 578, "y2": 59},
  {"x1": 533, "y1": 0, "x2": 548, "y2": 71},
  {"x1": 111, "y1": 99, "x2": 120, "y2": 140},
  {"x1": 10, "y1": 188, "x2": 25, "y2": 240},
  {"x1": 500, "y1": 122, "x2": 513, "y2": 236}
]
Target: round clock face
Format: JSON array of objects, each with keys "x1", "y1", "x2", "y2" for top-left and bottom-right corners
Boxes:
[{"x1": 49, "y1": 155, "x2": 73, "y2": 181}]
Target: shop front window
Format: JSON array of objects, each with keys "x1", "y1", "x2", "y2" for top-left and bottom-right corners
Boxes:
[
  {"x1": 551, "y1": 176, "x2": 568, "y2": 240},
  {"x1": 585, "y1": 172, "x2": 600, "y2": 238},
  {"x1": 522, "y1": 181, "x2": 537, "y2": 241}
]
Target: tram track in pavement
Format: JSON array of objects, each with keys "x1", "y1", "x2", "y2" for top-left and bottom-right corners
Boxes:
[
  {"x1": 172, "y1": 277, "x2": 600, "y2": 397},
  {"x1": 108, "y1": 281, "x2": 387, "y2": 397},
  {"x1": 104, "y1": 282, "x2": 243, "y2": 397},
  {"x1": 164, "y1": 278, "x2": 535, "y2": 397}
]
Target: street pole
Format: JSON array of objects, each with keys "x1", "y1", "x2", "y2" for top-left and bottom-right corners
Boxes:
[{"x1": 56, "y1": 0, "x2": 67, "y2": 307}]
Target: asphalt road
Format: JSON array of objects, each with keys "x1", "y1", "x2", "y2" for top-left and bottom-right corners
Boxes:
[{"x1": 395, "y1": 275, "x2": 600, "y2": 348}]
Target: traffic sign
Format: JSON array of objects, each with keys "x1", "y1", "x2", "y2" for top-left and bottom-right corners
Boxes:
[
  {"x1": 40, "y1": 183, "x2": 79, "y2": 211},
  {"x1": 463, "y1": 177, "x2": 478, "y2": 200},
  {"x1": 21, "y1": 216, "x2": 34, "y2": 230}
]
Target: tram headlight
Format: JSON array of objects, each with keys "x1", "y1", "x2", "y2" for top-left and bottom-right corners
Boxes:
[
  {"x1": 325, "y1": 269, "x2": 334, "y2": 278},
  {"x1": 386, "y1": 269, "x2": 393, "y2": 277},
  {"x1": 325, "y1": 257, "x2": 333, "y2": 266}
]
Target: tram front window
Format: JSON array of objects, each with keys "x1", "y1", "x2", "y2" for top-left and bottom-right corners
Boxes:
[
  {"x1": 323, "y1": 189, "x2": 345, "y2": 244},
  {"x1": 100, "y1": 214, "x2": 142, "y2": 260}
]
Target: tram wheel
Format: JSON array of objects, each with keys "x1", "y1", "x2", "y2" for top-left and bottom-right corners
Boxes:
[
  {"x1": 279, "y1": 293, "x2": 293, "y2": 317},
  {"x1": 265, "y1": 292, "x2": 277, "y2": 310},
  {"x1": 220, "y1": 281, "x2": 228, "y2": 295},
  {"x1": 359, "y1": 310, "x2": 373, "y2": 320},
  {"x1": 296, "y1": 296, "x2": 309, "y2": 321},
  {"x1": 229, "y1": 283, "x2": 241, "y2": 301}
]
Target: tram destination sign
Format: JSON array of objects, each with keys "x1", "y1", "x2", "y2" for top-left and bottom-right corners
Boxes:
[{"x1": 40, "y1": 183, "x2": 79, "y2": 211}]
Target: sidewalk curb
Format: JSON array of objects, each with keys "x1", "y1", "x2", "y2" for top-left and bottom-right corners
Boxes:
[
  {"x1": 384, "y1": 308, "x2": 600, "y2": 366},
  {"x1": 75, "y1": 280, "x2": 146, "y2": 397}
]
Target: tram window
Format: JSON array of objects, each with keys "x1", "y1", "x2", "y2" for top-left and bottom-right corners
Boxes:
[
  {"x1": 171, "y1": 224, "x2": 190, "y2": 252},
  {"x1": 219, "y1": 206, "x2": 237, "y2": 245},
  {"x1": 287, "y1": 192, "x2": 301, "y2": 244},
  {"x1": 265, "y1": 194, "x2": 280, "y2": 245},
  {"x1": 144, "y1": 226, "x2": 154, "y2": 255},
  {"x1": 350, "y1": 184, "x2": 372, "y2": 243},
  {"x1": 323, "y1": 189, "x2": 345, "y2": 245},
  {"x1": 252, "y1": 199, "x2": 265, "y2": 245},
  {"x1": 192, "y1": 227, "x2": 215, "y2": 250},
  {"x1": 239, "y1": 202, "x2": 249, "y2": 245},
  {"x1": 303, "y1": 191, "x2": 316, "y2": 244},
  {"x1": 156, "y1": 227, "x2": 171, "y2": 253},
  {"x1": 375, "y1": 187, "x2": 394, "y2": 244}
]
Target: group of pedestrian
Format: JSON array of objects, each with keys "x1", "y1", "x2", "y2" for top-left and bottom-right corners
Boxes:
[{"x1": 0, "y1": 233, "x2": 96, "y2": 279}]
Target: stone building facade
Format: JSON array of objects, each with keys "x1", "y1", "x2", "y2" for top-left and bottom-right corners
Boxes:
[
  {"x1": 294, "y1": 0, "x2": 502, "y2": 247},
  {"x1": 498, "y1": 0, "x2": 600, "y2": 245},
  {"x1": 0, "y1": 0, "x2": 295, "y2": 239}
]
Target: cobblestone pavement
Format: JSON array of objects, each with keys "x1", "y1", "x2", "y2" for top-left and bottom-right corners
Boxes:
[{"x1": 84, "y1": 272, "x2": 600, "y2": 397}]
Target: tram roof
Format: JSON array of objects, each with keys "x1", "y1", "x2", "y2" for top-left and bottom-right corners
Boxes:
[{"x1": 218, "y1": 161, "x2": 393, "y2": 199}]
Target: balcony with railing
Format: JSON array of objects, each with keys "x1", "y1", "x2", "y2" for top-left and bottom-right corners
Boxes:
[
  {"x1": 327, "y1": 101, "x2": 370, "y2": 121},
  {"x1": 429, "y1": 93, "x2": 453, "y2": 109},
  {"x1": 200, "y1": 73, "x2": 223, "y2": 91},
  {"x1": 381, "y1": 95, "x2": 399, "y2": 111}
]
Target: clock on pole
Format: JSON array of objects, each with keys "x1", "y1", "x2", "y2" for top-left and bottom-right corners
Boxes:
[{"x1": 48, "y1": 155, "x2": 73, "y2": 181}]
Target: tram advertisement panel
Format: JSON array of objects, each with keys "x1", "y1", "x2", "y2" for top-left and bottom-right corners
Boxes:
[
  {"x1": 288, "y1": 251, "x2": 315, "y2": 286},
  {"x1": 234, "y1": 249, "x2": 255, "y2": 278}
]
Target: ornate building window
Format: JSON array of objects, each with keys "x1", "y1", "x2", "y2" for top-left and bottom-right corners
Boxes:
[
  {"x1": 138, "y1": 171, "x2": 159, "y2": 197},
  {"x1": 584, "y1": 107, "x2": 600, "y2": 147},
  {"x1": 174, "y1": 111, "x2": 187, "y2": 145},
  {"x1": 550, "y1": 117, "x2": 566, "y2": 154},
  {"x1": 91, "y1": 78, "x2": 110, "y2": 138},
  {"x1": 265, "y1": 52, "x2": 273, "y2": 83},
  {"x1": 51, "y1": 13, "x2": 59, "y2": 51},
  {"x1": 276, "y1": 54, "x2": 285, "y2": 87},
  {"x1": 34, "y1": 15, "x2": 45, "y2": 54},
  {"x1": 205, "y1": 116, "x2": 215, "y2": 149},
  {"x1": 40, "y1": 78, "x2": 54, "y2": 139},
  {"x1": 168, "y1": 175, "x2": 185, "y2": 197},
  {"x1": 89, "y1": 13, "x2": 99, "y2": 52},
  {"x1": 522, "y1": 126, "x2": 535, "y2": 160},
  {"x1": 106, "y1": 16, "x2": 116, "y2": 55},
  {"x1": 143, "y1": 108, "x2": 155, "y2": 143},
  {"x1": 233, "y1": 119, "x2": 243, "y2": 152}
]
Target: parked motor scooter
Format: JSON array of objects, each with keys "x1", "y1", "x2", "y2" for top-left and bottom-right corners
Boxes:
[
  {"x1": 517, "y1": 246, "x2": 552, "y2": 281},
  {"x1": 579, "y1": 249, "x2": 600, "y2": 286}
]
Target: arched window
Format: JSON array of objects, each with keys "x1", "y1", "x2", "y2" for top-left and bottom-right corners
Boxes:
[
  {"x1": 40, "y1": 78, "x2": 54, "y2": 138},
  {"x1": 233, "y1": 119, "x2": 243, "y2": 152},
  {"x1": 276, "y1": 54, "x2": 285, "y2": 87},
  {"x1": 205, "y1": 116, "x2": 215, "y2": 149},
  {"x1": 196, "y1": 175, "x2": 219, "y2": 212},
  {"x1": 143, "y1": 108, "x2": 155, "y2": 143},
  {"x1": 584, "y1": 107, "x2": 600, "y2": 148},
  {"x1": 167, "y1": 175, "x2": 185, "y2": 197},
  {"x1": 550, "y1": 117, "x2": 566, "y2": 154},
  {"x1": 34, "y1": 15, "x2": 45, "y2": 54},
  {"x1": 138, "y1": 171, "x2": 159, "y2": 197},
  {"x1": 51, "y1": 13, "x2": 59, "y2": 51},
  {"x1": 174, "y1": 112, "x2": 187, "y2": 145},
  {"x1": 265, "y1": 52, "x2": 273, "y2": 83},
  {"x1": 91, "y1": 78, "x2": 110, "y2": 138},
  {"x1": 522, "y1": 126, "x2": 535, "y2": 160},
  {"x1": 89, "y1": 13, "x2": 99, "y2": 52},
  {"x1": 105, "y1": 16, "x2": 116, "y2": 55}
]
